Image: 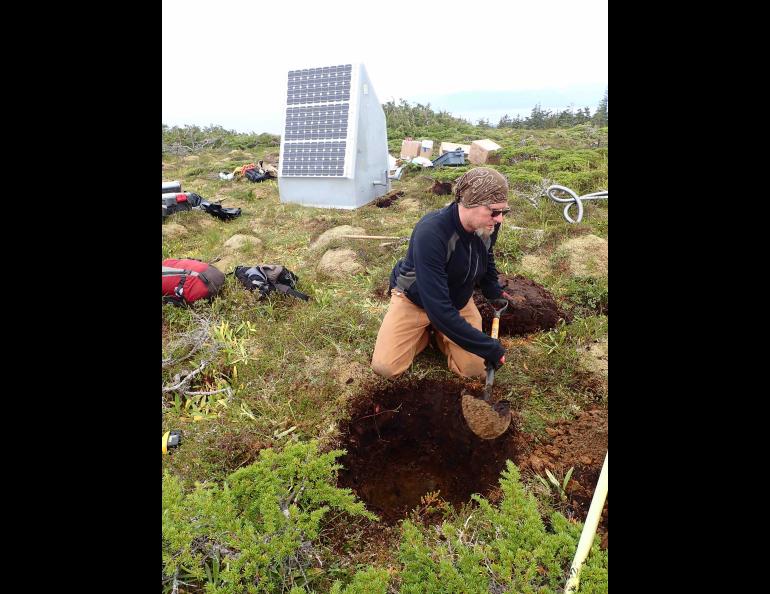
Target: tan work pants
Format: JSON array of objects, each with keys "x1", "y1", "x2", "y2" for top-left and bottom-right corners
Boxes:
[{"x1": 371, "y1": 290, "x2": 486, "y2": 379}]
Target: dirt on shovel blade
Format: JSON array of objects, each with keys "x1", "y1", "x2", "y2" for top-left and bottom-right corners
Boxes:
[{"x1": 461, "y1": 393, "x2": 511, "y2": 439}]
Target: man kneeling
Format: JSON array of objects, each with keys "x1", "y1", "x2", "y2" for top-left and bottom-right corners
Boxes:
[{"x1": 371, "y1": 167, "x2": 512, "y2": 379}]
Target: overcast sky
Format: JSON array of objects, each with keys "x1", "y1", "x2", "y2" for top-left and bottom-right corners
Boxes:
[{"x1": 162, "y1": 0, "x2": 607, "y2": 134}]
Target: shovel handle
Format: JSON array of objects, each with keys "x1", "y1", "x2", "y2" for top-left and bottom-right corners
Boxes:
[
  {"x1": 483, "y1": 298, "x2": 506, "y2": 401},
  {"x1": 489, "y1": 298, "x2": 508, "y2": 342}
]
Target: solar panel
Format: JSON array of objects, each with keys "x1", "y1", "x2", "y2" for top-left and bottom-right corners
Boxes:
[
  {"x1": 284, "y1": 104, "x2": 349, "y2": 141},
  {"x1": 278, "y1": 63, "x2": 389, "y2": 208},
  {"x1": 286, "y1": 64, "x2": 352, "y2": 105},
  {"x1": 281, "y1": 64, "x2": 352, "y2": 177},
  {"x1": 281, "y1": 141, "x2": 346, "y2": 176}
]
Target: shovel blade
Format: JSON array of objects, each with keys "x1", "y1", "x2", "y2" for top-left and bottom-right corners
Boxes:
[{"x1": 461, "y1": 392, "x2": 512, "y2": 440}]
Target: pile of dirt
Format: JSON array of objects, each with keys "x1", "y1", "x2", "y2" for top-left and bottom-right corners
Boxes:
[
  {"x1": 519, "y1": 408, "x2": 608, "y2": 546},
  {"x1": 337, "y1": 379, "x2": 527, "y2": 523},
  {"x1": 374, "y1": 190, "x2": 404, "y2": 207},
  {"x1": 430, "y1": 180, "x2": 453, "y2": 195},
  {"x1": 473, "y1": 275, "x2": 571, "y2": 335}
]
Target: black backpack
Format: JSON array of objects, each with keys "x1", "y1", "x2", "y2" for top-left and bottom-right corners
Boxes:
[
  {"x1": 199, "y1": 201, "x2": 241, "y2": 221},
  {"x1": 244, "y1": 168, "x2": 268, "y2": 183},
  {"x1": 234, "y1": 265, "x2": 309, "y2": 301}
]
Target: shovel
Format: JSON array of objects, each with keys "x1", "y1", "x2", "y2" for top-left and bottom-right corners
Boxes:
[{"x1": 461, "y1": 298, "x2": 512, "y2": 439}]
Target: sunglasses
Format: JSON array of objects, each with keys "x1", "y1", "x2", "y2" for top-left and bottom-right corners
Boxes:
[{"x1": 486, "y1": 206, "x2": 511, "y2": 217}]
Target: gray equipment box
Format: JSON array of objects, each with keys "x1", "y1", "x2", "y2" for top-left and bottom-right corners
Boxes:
[{"x1": 432, "y1": 149, "x2": 465, "y2": 166}]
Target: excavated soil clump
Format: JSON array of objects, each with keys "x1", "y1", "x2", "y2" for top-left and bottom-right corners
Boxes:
[
  {"x1": 430, "y1": 180, "x2": 453, "y2": 195},
  {"x1": 374, "y1": 190, "x2": 404, "y2": 208},
  {"x1": 337, "y1": 379, "x2": 526, "y2": 523},
  {"x1": 460, "y1": 393, "x2": 511, "y2": 439},
  {"x1": 474, "y1": 275, "x2": 571, "y2": 335},
  {"x1": 520, "y1": 408, "x2": 608, "y2": 547}
]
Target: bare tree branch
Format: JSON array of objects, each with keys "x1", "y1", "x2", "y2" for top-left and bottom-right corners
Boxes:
[
  {"x1": 183, "y1": 387, "x2": 232, "y2": 398},
  {"x1": 162, "y1": 358, "x2": 210, "y2": 393},
  {"x1": 162, "y1": 314, "x2": 212, "y2": 369}
]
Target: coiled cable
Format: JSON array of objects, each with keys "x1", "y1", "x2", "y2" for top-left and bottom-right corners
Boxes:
[{"x1": 545, "y1": 185, "x2": 608, "y2": 223}]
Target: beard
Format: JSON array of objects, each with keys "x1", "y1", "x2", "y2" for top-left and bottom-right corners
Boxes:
[{"x1": 475, "y1": 227, "x2": 494, "y2": 240}]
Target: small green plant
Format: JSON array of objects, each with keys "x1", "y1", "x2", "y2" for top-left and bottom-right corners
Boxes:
[
  {"x1": 311, "y1": 286, "x2": 334, "y2": 309},
  {"x1": 239, "y1": 400, "x2": 258, "y2": 422},
  {"x1": 548, "y1": 248, "x2": 571, "y2": 274},
  {"x1": 408, "y1": 490, "x2": 452, "y2": 525},
  {"x1": 535, "y1": 466, "x2": 575, "y2": 502},
  {"x1": 431, "y1": 166, "x2": 470, "y2": 183},
  {"x1": 562, "y1": 276, "x2": 608, "y2": 315},
  {"x1": 535, "y1": 321, "x2": 569, "y2": 354},
  {"x1": 253, "y1": 296, "x2": 279, "y2": 321},
  {"x1": 567, "y1": 316, "x2": 608, "y2": 342},
  {"x1": 204, "y1": 550, "x2": 223, "y2": 586},
  {"x1": 179, "y1": 379, "x2": 232, "y2": 420},
  {"x1": 213, "y1": 319, "x2": 255, "y2": 366},
  {"x1": 184, "y1": 166, "x2": 205, "y2": 177},
  {"x1": 329, "y1": 566, "x2": 390, "y2": 594},
  {"x1": 493, "y1": 228, "x2": 523, "y2": 272}
]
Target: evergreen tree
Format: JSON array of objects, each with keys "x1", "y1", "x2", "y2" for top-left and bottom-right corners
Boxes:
[
  {"x1": 526, "y1": 103, "x2": 550, "y2": 129},
  {"x1": 557, "y1": 105, "x2": 576, "y2": 127},
  {"x1": 593, "y1": 89, "x2": 608, "y2": 126}
]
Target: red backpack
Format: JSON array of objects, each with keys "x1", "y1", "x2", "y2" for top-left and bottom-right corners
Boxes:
[{"x1": 162, "y1": 258, "x2": 226, "y2": 305}]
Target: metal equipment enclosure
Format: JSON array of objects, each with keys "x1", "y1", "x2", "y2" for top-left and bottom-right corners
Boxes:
[{"x1": 278, "y1": 63, "x2": 390, "y2": 209}]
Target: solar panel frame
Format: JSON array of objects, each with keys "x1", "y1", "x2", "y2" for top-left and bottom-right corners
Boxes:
[{"x1": 280, "y1": 63, "x2": 355, "y2": 178}]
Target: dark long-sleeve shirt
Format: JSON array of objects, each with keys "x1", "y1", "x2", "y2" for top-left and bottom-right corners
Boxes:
[{"x1": 389, "y1": 202, "x2": 505, "y2": 365}]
